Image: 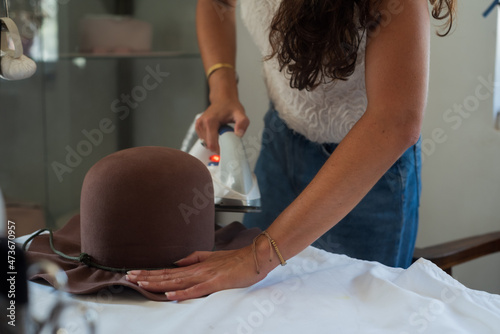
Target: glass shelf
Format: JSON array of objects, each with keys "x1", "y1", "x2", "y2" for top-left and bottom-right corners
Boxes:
[{"x1": 59, "y1": 51, "x2": 201, "y2": 60}]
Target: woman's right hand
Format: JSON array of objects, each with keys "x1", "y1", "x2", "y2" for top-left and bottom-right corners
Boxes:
[{"x1": 195, "y1": 98, "x2": 249, "y2": 153}]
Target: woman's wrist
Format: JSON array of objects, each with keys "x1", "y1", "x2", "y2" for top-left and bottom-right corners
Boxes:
[
  {"x1": 251, "y1": 232, "x2": 282, "y2": 276},
  {"x1": 208, "y1": 67, "x2": 239, "y2": 103}
]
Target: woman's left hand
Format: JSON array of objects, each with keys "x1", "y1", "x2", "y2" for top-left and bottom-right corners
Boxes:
[{"x1": 125, "y1": 245, "x2": 272, "y2": 301}]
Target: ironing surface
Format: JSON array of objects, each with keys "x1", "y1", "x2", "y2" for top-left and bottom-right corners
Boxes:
[{"x1": 23, "y1": 241, "x2": 500, "y2": 334}]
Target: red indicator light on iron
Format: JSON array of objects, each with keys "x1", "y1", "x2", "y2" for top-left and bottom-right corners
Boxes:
[{"x1": 210, "y1": 155, "x2": 221, "y2": 163}]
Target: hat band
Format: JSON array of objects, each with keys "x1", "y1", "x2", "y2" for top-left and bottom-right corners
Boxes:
[{"x1": 23, "y1": 229, "x2": 171, "y2": 273}]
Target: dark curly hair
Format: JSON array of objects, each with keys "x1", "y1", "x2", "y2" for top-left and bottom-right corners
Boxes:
[
  {"x1": 215, "y1": 0, "x2": 456, "y2": 91},
  {"x1": 266, "y1": 0, "x2": 456, "y2": 91}
]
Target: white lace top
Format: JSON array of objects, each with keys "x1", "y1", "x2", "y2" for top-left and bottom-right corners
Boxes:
[{"x1": 240, "y1": 0, "x2": 368, "y2": 144}]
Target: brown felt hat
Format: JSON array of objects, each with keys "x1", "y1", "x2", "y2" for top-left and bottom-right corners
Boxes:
[{"x1": 25, "y1": 146, "x2": 260, "y2": 301}]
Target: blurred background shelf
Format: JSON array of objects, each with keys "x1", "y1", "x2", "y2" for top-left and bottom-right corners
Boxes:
[
  {"x1": 58, "y1": 51, "x2": 201, "y2": 59},
  {"x1": 0, "y1": 0, "x2": 206, "y2": 230}
]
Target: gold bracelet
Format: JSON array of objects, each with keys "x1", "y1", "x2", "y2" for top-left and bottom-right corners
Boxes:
[
  {"x1": 252, "y1": 231, "x2": 287, "y2": 274},
  {"x1": 206, "y1": 63, "x2": 235, "y2": 81}
]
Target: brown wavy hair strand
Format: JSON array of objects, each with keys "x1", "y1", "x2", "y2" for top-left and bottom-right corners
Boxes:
[
  {"x1": 429, "y1": 0, "x2": 456, "y2": 37},
  {"x1": 265, "y1": 0, "x2": 457, "y2": 91}
]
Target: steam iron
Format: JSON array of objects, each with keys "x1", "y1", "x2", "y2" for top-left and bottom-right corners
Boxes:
[{"x1": 181, "y1": 115, "x2": 261, "y2": 213}]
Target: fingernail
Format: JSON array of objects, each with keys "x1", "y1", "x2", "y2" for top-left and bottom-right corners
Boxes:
[
  {"x1": 127, "y1": 270, "x2": 140, "y2": 275},
  {"x1": 126, "y1": 274, "x2": 137, "y2": 280},
  {"x1": 138, "y1": 281, "x2": 149, "y2": 287},
  {"x1": 165, "y1": 291, "x2": 175, "y2": 299},
  {"x1": 236, "y1": 129, "x2": 244, "y2": 137}
]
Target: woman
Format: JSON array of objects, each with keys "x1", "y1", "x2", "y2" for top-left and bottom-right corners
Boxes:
[{"x1": 127, "y1": 0, "x2": 456, "y2": 300}]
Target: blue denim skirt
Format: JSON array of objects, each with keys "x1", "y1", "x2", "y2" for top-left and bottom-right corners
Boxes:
[{"x1": 243, "y1": 105, "x2": 422, "y2": 268}]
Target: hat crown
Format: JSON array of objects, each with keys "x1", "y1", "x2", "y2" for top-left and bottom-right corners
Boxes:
[{"x1": 80, "y1": 147, "x2": 215, "y2": 269}]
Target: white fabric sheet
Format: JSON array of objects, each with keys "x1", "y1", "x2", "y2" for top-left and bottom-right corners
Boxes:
[{"x1": 24, "y1": 245, "x2": 500, "y2": 334}]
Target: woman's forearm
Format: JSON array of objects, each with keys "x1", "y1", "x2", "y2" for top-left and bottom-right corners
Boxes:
[
  {"x1": 195, "y1": 0, "x2": 248, "y2": 152},
  {"x1": 196, "y1": 0, "x2": 239, "y2": 102},
  {"x1": 263, "y1": 110, "x2": 421, "y2": 264}
]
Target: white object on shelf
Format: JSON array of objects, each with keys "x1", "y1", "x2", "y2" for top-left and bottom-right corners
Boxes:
[
  {"x1": 79, "y1": 15, "x2": 153, "y2": 54},
  {"x1": 0, "y1": 17, "x2": 37, "y2": 80}
]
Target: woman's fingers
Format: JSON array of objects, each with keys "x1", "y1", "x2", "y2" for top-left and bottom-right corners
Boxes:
[
  {"x1": 133, "y1": 278, "x2": 221, "y2": 301},
  {"x1": 175, "y1": 251, "x2": 212, "y2": 266},
  {"x1": 125, "y1": 251, "x2": 211, "y2": 286},
  {"x1": 126, "y1": 265, "x2": 197, "y2": 283},
  {"x1": 195, "y1": 112, "x2": 220, "y2": 152},
  {"x1": 195, "y1": 100, "x2": 249, "y2": 153},
  {"x1": 165, "y1": 280, "x2": 221, "y2": 301},
  {"x1": 126, "y1": 266, "x2": 207, "y2": 293},
  {"x1": 138, "y1": 274, "x2": 211, "y2": 294},
  {"x1": 126, "y1": 269, "x2": 189, "y2": 283},
  {"x1": 127, "y1": 258, "x2": 220, "y2": 294},
  {"x1": 125, "y1": 251, "x2": 216, "y2": 285}
]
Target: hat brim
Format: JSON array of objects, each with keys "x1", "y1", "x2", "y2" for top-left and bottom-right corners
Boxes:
[{"x1": 26, "y1": 215, "x2": 261, "y2": 302}]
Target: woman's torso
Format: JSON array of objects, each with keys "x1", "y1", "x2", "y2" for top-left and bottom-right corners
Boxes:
[{"x1": 240, "y1": 0, "x2": 368, "y2": 144}]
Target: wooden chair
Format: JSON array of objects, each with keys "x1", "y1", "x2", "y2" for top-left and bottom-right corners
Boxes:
[{"x1": 412, "y1": 231, "x2": 500, "y2": 275}]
